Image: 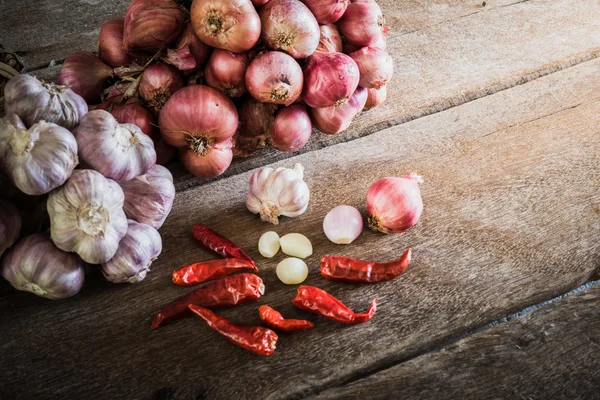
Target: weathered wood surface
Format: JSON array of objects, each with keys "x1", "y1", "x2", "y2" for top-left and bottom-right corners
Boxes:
[
  {"x1": 315, "y1": 283, "x2": 600, "y2": 400},
  {"x1": 14, "y1": 0, "x2": 600, "y2": 191},
  {"x1": 2, "y1": 52, "x2": 600, "y2": 399}
]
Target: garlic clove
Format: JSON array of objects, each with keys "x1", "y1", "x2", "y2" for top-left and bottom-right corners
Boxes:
[
  {"x1": 323, "y1": 205, "x2": 364, "y2": 244},
  {"x1": 279, "y1": 233, "x2": 313, "y2": 259},
  {"x1": 276, "y1": 257, "x2": 309, "y2": 285},
  {"x1": 258, "y1": 231, "x2": 280, "y2": 258}
]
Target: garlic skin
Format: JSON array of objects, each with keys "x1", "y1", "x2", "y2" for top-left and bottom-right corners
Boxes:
[
  {"x1": 4, "y1": 74, "x2": 88, "y2": 130},
  {"x1": 246, "y1": 163, "x2": 309, "y2": 224},
  {"x1": 1, "y1": 233, "x2": 85, "y2": 300},
  {"x1": 119, "y1": 164, "x2": 175, "y2": 229},
  {"x1": 0, "y1": 115, "x2": 78, "y2": 195},
  {"x1": 101, "y1": 220, "x2": 162, "y2": 284},
  {"x1": 0, "y1": 199, "x2": 21, "y2": 257},
  {"x1": 74, "y1": 110, "x2": 156, "y2": 183},
  {"x1": 47, "y1": 170, "x2": 128, "y2": 264}
]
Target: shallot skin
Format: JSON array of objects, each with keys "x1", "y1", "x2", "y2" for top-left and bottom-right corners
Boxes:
[
  {"x1": 316, "y1": 24, "x2": 343, "y2": 53},
  {"x1": 166, "y1": 22, "x2": 212, "y2": 72},
  {"x1": 337, "y1": 1, "x2": 388, "y2": 48},
  {"x1": 364, "y1": 85, "x2": 387, "y2": 110},
  {"x1": 349, "y1": 46, "x2": 394, "y2": 89},
  {"x1": 245, "y1": 51, "x2": 304, "y2": 106},
  {"x1": 271, "y1": 105, "x2": 312, "y2": 152},
  {"x1": 311, "y1": 86, "x2": 368, "y2": 135},
  {"x1": 302, "y1": 51, "x2": 360, "y2": 108},
  {"x1": 366, "y1": 173, "x2": 424, "y2": 234},
  {"x1": 58, "y1": 52, "x2": 113, "y2": 103},
  {"x1": 301, "y1": 0, "x2": 349, "y2": 24},
  {"x1": 204, "y1": 49, "x2": 250, "y2": 98},
  {"x1": 139, "y1": 63, "x2": 185, "y2": 115},
  {"x1": 98, "y1": 17, "x2": 132, "y2": 67}
]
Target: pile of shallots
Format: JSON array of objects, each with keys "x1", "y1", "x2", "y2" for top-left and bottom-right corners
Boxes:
[
  {"x1": 0, "y1": 74, "x2": 176, "y2": 300},
  {"x1": 51, "y1": 0, "x2": 392, "y2": 178}
]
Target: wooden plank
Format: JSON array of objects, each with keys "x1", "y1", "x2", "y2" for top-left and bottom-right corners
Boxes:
[
  {"x1": 17, "y1": 0, "x2": 600, "y2": 191},
  {"x1": 314, "y1": 283, "x2": 600, "y2": 400},
  {"x1": 2, "y1": 55, "x2": 600, "y2": 399}
]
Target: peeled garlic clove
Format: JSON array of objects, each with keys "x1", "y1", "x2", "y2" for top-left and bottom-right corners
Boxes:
[
  {"x1": 0, "y1": 199, "x2": 21, "y2": 257},
  {"x1": 74, "y1": 110, "x2": 156, "y2": 183},
  {"x1": 280, "y1": 233, "x2": 313, "y2": 259},
  {"x1": 101, "y1": 220, "x2": 162, "y2": 284},
  {"x1": 258, "y1": 231, "x2": 280, "y2": 258},
  {"x1": 47, "y1": 170, "x2": 128, "y2": 264},
  {"x1": 4, "y1": 74, "x2": 88, "y2": 130},
  {"x1": 119, "y1": 165, "x2": 175, "y2": 229},
  {"x1": 246, "y1": 163, "x2": 310, "y2": 225},
  {"x1": 323, "y1": 205, "x2": 363, "y2": 244},
  {"x1": 276, "y1": 257, "x2": 309, "y2": 285},
  {"x1": 0, "y1": 115, "x2": 78, "y2": 195},
  {"x1": 1, "y1": 233, "x2": 85, "y2": 300}
]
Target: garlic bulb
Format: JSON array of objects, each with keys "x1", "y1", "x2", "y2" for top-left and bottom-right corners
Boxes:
[
  {"x1": 246, "y1": 163, "x2": 309, "y2": 224},
  {"x1": 47, "y1": 170, "x2": 128, "y2": 264},
  {"x1": 119, "y1": 164, "x2": 175, "y2": 229},
  {"x1": 1, "y1": 233, "x2": 85, "y2": 300},
  {"x1": 74, "y1": 110, "x2": 156, "y2": 183},
  {"x1": 0, "y1": 114, "x2": 78, "y2": 195},
  {"x1": 101, "y1": 220, "x2": 162, "y2": 284},
  {"x1": 0, "y1": 199, "x2": 21, "y2": 257},
  {"x1": 4, "y1": 74, "x2": 88, "y2": 130}
]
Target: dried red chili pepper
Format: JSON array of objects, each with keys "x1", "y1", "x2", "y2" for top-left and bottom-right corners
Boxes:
[
  {"x1": 192, "y1": 224, "x2": 255, "y2": 266},
  {"x1": 172, "y1": 258, "x2": 258, "y2": 286},
  {"x1": 151, "y1": 273, "x2": 264, "y2": 329},
  {"x1": 258, "y1": 305, "x2": 314, "y2": 333},
  {"x1": 320, "y1": 248, "x2": 412, "y2": 283},
  {"x1": 189, "y1": 304, "x2": 278, "y2": 356},
  {"x1": 292, "y1": 286, "x2": 377, "y2": 324}
]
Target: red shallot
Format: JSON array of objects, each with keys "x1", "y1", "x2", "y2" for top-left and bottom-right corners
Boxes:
[
  {"x1": 165, "y1": 22, "x2": 212, "y2": 72},
  {"x1": 311, "y1": 86, "x2": 367, "y2": 134},
  {"x1": 271, "y1": 105, "x2": 312, "y2": 152},
  {"x1": 123, "y1": 0, "x2": 185, "y2": 53},
  {"x1": 337, "y1": 1, "x2": 388, "y2": 48},
  {"x1": 366, "y1": 173, "x2": 424, "y2": 234},
  {"x1": 58, "y1": 52, "x2": 113, "y2": 103},
  {"x1": 98, "y1": 17, "x2": 132, "y2": 68},
  {"x1": 245, "y1": 51, "x2": 303, "y2": 106},
  {"x1": 205, "y1": 50, "x2": 250, "y2": 98},
  {"x1": 301, "y1": 0, "x2": 348, "y2": 24},
  {"x1": 364, "y1": 85, "x2": 386, "y2": 110},
  {"x1": 316, "y1": 24, "x2": 343, "y2": 53},
  {"x1": 303, "y1": 51, "x2": 359, "y2": 108},
  {"x1": 139, "y1": 63, "x2": 184, "y2": 115},
  {"x1": 349, "y1": 47, "x2": 393, "y2": 89},
  {"x1": 159, "y1": 85, "x2": 238, "y2": 177}
]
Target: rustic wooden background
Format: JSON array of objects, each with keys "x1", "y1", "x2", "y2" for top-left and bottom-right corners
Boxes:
[{"x1": 2, "y1": 0, "x2": 600, "y2": 399}]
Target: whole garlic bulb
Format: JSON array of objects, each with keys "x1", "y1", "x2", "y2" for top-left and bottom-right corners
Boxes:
[
  {"x1": 101, "y1": 220, "x2": 162, "y2": 283},
  {"x1": 246, "y1": 163, "x2": 309, "y2": 224},
  {"x1": 74, "y1": 110, "x2": 157, "y2": 183},
  {"x1": 0, "y1": 114, "x2": 78, "y2": 195},
  {"x1": 119, "y1": 165, "x2": 175, "y2": 229},
  {"x1": 1, "y1": 233, "x2": 85, "y2": 300},
  {"x1": 0, "y1": 199, "x2": 21, "y2": 257},
  {"x1": 47, "y1": 170, "x2": 128, "y2": 264},
  {"x1": 4, "y1": 74, "x2": 88, "y2": 130}
]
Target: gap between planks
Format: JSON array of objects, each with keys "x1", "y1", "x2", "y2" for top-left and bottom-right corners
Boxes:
[{"x1": 306, "y1": 277, "x2": 600, "y2": 399}]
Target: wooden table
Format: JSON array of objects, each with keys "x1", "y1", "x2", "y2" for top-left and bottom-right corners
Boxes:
[{"x1": 2, "y1": 0, "x2": 600, "y2": 398}]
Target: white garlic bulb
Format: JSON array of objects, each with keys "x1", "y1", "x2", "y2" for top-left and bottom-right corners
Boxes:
[
  {"x1": 246, "y1": 163, "x2": 309, "y2": 224},
  {"x1": 119, "y1": 164, "x2": 175, "y2": 229},
  {"x1": 101, "y1": 220, "x2": 162, "y2": 284},
  {"x1": 47, "y1": 169, "x2": 128, "y2": 264},
  {"x1": 4, "y1": 74, "x2": 88, "y2": 130},
  {"x1": 1, "y1": 233, "x2": 85, "y2": 300},
  {"x1": 0, "y1": 114, "x2": 78, "y2": 195},
  {"x1": 73, "y1": 110, "x2": 157, "y2": 183}
]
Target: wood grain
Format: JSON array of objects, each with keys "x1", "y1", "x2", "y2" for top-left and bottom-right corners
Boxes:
[
  {"x1": 2, "y1": 55, "x2": 600, "y2": 399},
  {"x1": 315, "y1": 283, "x2": 600, "y2": 400},
  {"x1": 18, "y1": 0, "x2": 600, "y2": 192}
]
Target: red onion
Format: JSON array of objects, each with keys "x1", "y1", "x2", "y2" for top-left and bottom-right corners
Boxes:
[
  {"x1": 58, "y1": 52, "x2": 113, "y2": 103},
  {"x1": 139, "y1": 63, "x2": 184, "y2": 115},
  {"x1": 123, "y1": 0, "x2": 185, "y2": 53},
  {"x1": 303, "y1": 51, "x2": 359, "y2": 108},
  {"x1": 271, "y1": 105, "x2": 312, "y2": 152},
  {"x1": 259, "y1": 0, "x2": 320, "y2": 59},
  {"x1": 364, "y1": 85, "x2": 386, "y2": 110},
  {"x1": 311, "y1": 86, "x2": 367, "y2": 134},
  {"x1": 349, "y1": 47, "x2": 393, "y2": 89},
  {"x1": 245, "y1": 51, "x2": 303, "y2": 106},
  {"x1": 337, "y1": 1, "x2": 388, "y2": 47},
  {"x1": 205, "y1": 50, "x2": 250, "y2": 98},
  {"x1": 301, "y1": 0, "x2": 349, "y2": 24},
  {"x1": 317, "y1": 24, "x2": 343, "y2": 53},
  {"x1": 98, "y1": 17, "x2": 132, "y2": 68},
  {"x1": 165, "y1": 22, "x2": 212, "y2": 72},
  {"x1": 191, "y1": 0, "x2": 261, "y2": 53},
  {"x1": 366, "y1": 173, "x2": 424, "y2": 234},
  {"x1": 159, "y1": 85, "x2": 238, "y2": 177},
  {"x1": 239, "y1": 96, "x2": 278, "y2": 138}
]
